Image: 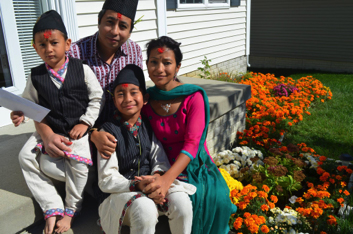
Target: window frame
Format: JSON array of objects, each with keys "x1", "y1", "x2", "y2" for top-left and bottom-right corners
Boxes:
[{"x1": 177, "y1": 0, "x2": 230, "y2": 11}]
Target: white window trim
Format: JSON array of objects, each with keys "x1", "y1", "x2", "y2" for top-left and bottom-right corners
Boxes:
[
  {"x1": 0, "y1": 1, "x2": 26, "y2": 126},
  {"x1": 157, "y1": 0, "x2": 167, "y2": 37},
  {"x1": 0, "y1": 1, "x2": 26, "y2": 95},
  {"x1": 177, "y1": 0, "x2": 230, "y2": 11}
]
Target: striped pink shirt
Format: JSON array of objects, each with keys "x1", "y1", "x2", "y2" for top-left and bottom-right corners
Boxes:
[{"x1": 68, "y1": 32, "x2": 143, "y2": 126}]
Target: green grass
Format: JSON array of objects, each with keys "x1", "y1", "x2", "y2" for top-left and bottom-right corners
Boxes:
[{"x1": 248, "y1": 68, "x2": 353, "y2": 160}]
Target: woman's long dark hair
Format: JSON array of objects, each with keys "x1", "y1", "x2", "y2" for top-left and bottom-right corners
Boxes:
[{"x1": 146, "y1": 36, "x2": 183, "y2": 66}]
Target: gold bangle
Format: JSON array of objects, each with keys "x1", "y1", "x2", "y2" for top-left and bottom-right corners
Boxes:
[{"x1": 88, "y1": 128, "x2": 98, "y2": 132}]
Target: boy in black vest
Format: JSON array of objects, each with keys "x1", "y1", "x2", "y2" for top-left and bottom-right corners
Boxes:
[
  {"x1": 97, "y1": 64, "x2": 195, "y2": 234},
  {"x1": 10, "y1": 10, "x2": 103, "y2": 234}
]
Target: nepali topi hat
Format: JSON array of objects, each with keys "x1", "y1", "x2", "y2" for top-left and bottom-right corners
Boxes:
[
  {"x1": 102, "y1": 0, "x2": 139, "y2": 22},
  {"x1": 33, "y1": 10, "x2": 67, "y2": 38},
  {"x1": 112, "y1": 64, "x2": 146, "y2": 94}
]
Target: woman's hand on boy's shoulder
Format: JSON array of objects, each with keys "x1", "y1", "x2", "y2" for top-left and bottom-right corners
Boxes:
[
  {"x1": 91, "y1": 130, "x2": 117, "y2": 159},
  {"x1": 10, "y1": 111, "x2": 24, "y2": 127}
]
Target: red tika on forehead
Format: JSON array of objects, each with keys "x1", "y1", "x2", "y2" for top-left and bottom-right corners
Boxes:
[
  {"x1": 43, "y1": 30, "x2": 52, "y2": 39},
  {"x1": 117, "y1": 13, "x2": 122, "y2": 19},
  {"x1": 121, "y1": 83, "x2": 128, "y2": 88},
  {"x1": 157, "y1": 47, "x2": 165, "y2": 53}
]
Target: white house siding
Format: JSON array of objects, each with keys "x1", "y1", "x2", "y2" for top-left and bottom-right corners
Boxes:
[
  {"x1": 166, "y1": 0, "x2": 247, "y2": 75},
  {"x1": 250, "y1": 0, "x2": 353, "y2": 72},
  {"x1": 75, "y1": 0, "x2": 158, "y2": 68}
]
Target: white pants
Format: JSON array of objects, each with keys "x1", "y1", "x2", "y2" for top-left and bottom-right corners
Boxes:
[
  {"x1": 99, "y1": 192, "x2": 193, "y2": 234},
  {"x1": 18, "y1": 131, "x2": 90, "y2": 217}
]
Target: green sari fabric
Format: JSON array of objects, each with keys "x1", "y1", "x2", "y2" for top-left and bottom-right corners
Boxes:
[{"x1": 147, "y1": 84, "x2": 237, "y2": 234}]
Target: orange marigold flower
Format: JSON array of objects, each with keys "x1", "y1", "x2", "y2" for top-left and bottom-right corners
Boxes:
[
  {"x1": 317, "y1": 191, "x2": 330, "y2": 199},
  {"x1": 261, "y1": 225, "x2": 270, "y2": 233},
  {"x1": 233, "y1": 217, "x2": 243, "y2": 230},
  {"x1": 320, "y1": 232, "x2": 327, "y2": 234},
  {"x1": 341, "y1": 181, "x2": 347, "y2": 187},
  {"x1": 319, "y1": 156, "x2": 327, "y2": 161},
  {"x1": 238, "y1": 202, "x2": 247, "y2": 210},
  {"x1": 249, "y1": 192, "x2": 257, "y2": 198},
  {"x1": 346, "y1": 169, "x2": 353, "y2": 174},
  {"x1": 259, "y1": 216, "x2": 266, "y2": 224},
  {"x1": 327, "y1": 215, "x2": 337, "y2": 225},
  {"x1": 344, "y1": 190, "x2": 350, "y2": 196},
  {"x1": 261, "y1": 204, "x2": 269, "y2": 211},
  {"x1": 329, "y1": 178, "x2": 335, "y2": 184},
  {"x1": 270, "y1": 195, "x2": 278, "y2": 203},
  {"x1": 296, "y1": 197, "x2": 304, "y2": 203},
  {"x1": 243, "y1": 212, "x2": 251, "y2": 218},
  {"x1": 317, "y1": 168, "x2": 325, "y2": 175},
  {"x1": 307, "y1": 182, "x2": 314, "y2": 188},
  {"x1": 258, "y1": 191, "x2": 268, "y2": 199},
  {"x1": 268, "y1": 202, "x2": 275, "y2": 209},
  {"x1": 337, "y1": 198, "x2": 344, "y2": 203},
  {"x1": 248, "y1": 224, "x2": 259, "y2": 234},
  {"x1": 336, "y1": 175, "x2": 342, "y2": 181},
  {"x1": 262, "y1": 185, "x2": 270, "y2": 193}
]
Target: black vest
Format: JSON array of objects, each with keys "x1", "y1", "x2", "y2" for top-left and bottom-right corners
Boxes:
[
  {"x1": 101, "y1": 117, "x2": 153, "y2": 179},
  {"x1": 31, "y1": 58, "x2": 89, "y2": 136}
]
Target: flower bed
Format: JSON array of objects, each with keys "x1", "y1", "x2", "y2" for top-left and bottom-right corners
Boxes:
[{"x1": 217, "y1": 73, "x2": 353, "y2": 234}]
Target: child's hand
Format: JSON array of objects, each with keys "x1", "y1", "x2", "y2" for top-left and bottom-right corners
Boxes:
[
  {"x1": 10, "y1": 111, "x2": 24, "y2": 127},
  {"x1": 135, "y1": 176, "x2": 166, "y2": 205},
  {"x1": 138, "y1": 175, "x2": 170, "y2": 202},
  {"x1": 69, "y1": 122, "x2": 89, "y2": 140},
  {"x1": 136, "y1": 176, "x2": 159, "y2": 192}
]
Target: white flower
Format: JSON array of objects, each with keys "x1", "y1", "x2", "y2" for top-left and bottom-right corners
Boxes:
[
  {"x1": 233, "y1": 147, "x2": 242, "y2": 153},
  {"x1": 218, "y1": 152, "x2": 226, "y2": 157},
  {"x1": 287, "y1": 228, "x2": 296, "y2": 234},
  {"x1": 241, "y1": 159, "x2": 246, "y2": 167},
  {"x1": 223, "y1": 157, "x2": 230, "y2": 164},
  {"x1": 285, "y1": 214, "x2": 297, "y2": 225},
  {"x1": 289, "y1": 195, "x2": 298, "y2": 204},
  {"x1": 228, "y1": 154, "x2": 235, "y2": 161},
  {"x1": 235, "y1": 154, "x2": 242, "y2": 161},
  {"x1": 246, "y1": 159, "x2": 253, "y2": 166},
  {"x1": 269, "y1": 217, "x2": 274, "y2": 224},
  {"x1": 233, "y1": 161, "x2": 241, "y2": 167},
  {"x1": 257, "y1": 150, "x2": 263, "y2": 159},
  {"x1": 215, "y1": 159, "x2": 223, "y2": 167}
]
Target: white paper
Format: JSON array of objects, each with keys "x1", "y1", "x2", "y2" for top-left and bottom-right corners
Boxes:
[{"x1": 0, "y1": 88, "x2": 50, "y2": 122}]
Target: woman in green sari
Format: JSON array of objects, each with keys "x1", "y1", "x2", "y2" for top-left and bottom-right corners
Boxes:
[{"x1": 140, "y1": 36, "x2": 237, "y2": 234}]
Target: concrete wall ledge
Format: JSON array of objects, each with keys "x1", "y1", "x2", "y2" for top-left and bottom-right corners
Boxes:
[{"x1": 1, "y1": 77, "x2": 250, "y2": 233}]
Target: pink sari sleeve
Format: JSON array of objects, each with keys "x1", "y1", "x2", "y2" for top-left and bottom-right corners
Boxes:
[{"x1": 181, "y1": 91, "x2": 207, "y2": 160}]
